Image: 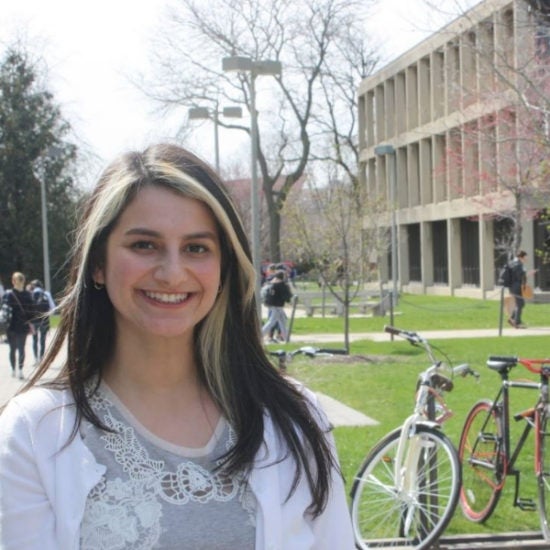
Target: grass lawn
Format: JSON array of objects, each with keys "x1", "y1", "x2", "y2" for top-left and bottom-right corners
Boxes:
[
  {"x1": 279, "y1": 297, "x2": 550, "y2": 537},
  {"x1": 289, "y1": 292, "x2": 550, "y2": 335}
]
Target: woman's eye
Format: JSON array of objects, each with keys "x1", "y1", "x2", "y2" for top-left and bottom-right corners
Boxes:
[
  {"x1": 187, "y1": 243, "x2": 208, "y2": 254},
  {"x1": 131, "y1": 241, "x2": 156, "y2": 251}
]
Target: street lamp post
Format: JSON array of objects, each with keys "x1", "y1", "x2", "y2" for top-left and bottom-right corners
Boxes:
[
  {"x1": 36, "y1": 146, "x2": 63, "y2": 293},
  {"x1": 222, "y1": 56, "x2": 282, "y2": 318},
  {"x1": 375, "y1": 144, "x2": 398, "y2": 337},
  {"x1": 188, "y1": 105, "x2": 242, "y2": 173},
  {"x1": 39, "y1": 173, "x2": 51, "y2": 293}
]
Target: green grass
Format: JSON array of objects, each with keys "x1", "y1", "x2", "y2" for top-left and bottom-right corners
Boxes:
[
  {"x1": 282, "y1": 302, "x2": 550, "y2": 537},
  {"x1": 289, "y1": 292, "x2": 550, "y2": 335}
]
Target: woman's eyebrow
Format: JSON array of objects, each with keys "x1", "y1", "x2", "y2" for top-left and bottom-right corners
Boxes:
[
  {"x1": 124, "y1": 227, "x2": 160, "y2": 237},
  {"x1": 124, "y1": 228, "x2": 218, "y2": 240}
]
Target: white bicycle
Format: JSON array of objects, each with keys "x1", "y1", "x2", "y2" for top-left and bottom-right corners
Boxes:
[{"x1": 350, "y1": 326, "x2": 478, "y2": 549}]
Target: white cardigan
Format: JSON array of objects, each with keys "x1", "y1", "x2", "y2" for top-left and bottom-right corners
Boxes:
[{"x1": 0, "y1": 387, "x2": 354, "y2": 549}]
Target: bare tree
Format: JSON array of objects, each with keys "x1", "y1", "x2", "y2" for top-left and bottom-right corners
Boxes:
[
  {"x1": 313, "y1": 32, "x2": 379, "y2": 195},
  {"x1": 138, "y1": 0, "x2": 377, "y2": 261},
  {"x1": 282, "y1": 166, "x2": 388, "y2": 352}
]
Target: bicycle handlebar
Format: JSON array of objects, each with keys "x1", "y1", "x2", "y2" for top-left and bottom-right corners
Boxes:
[
  {"x1": 268, "y1": 346, "x2": 348, "y2": 359},
  {"x1": 453, "y1": 363, "x2": 480, "y2": 379},
  {"x1": 384, "y1": 325, "x2": 422, "y2": 343}
]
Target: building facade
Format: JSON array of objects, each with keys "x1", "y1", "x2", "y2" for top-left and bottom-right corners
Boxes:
[{"x1": 358, "y1": 0, "x2": 550, "y2": 298}]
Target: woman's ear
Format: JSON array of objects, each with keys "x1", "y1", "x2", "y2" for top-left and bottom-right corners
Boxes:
[{"x1": 93, "y1": 267, "x2": 105, "y2": 285}]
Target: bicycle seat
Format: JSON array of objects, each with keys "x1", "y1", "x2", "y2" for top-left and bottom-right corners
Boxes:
[{"x1": 487, "y1": 356, "x2": 517, "y2": 373}]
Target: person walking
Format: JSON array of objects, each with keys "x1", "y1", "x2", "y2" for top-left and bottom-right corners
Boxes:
[
  {"x1": 2, "y1": 272, "x2": 35, "y2": 379},
  {"x1": 0, "y1": 144, "x2": 354, "y2": 549},
  {"x1": 29, "y1": 279, "x2": 56, "y2": 363},
  {"x1": 261, "y1": 270, "x2": 293, "y2": 343},
  {"x1": 508, "y1": 250, "x2": 528, "y2": 328}
]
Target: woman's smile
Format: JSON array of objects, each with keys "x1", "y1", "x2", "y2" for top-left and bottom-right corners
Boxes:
[{"x1": 141, "y1": 290, "x2": 190, "y2": 305}]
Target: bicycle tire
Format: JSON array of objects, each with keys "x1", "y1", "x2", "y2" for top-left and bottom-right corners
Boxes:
[
  {"x1": 350, "y1": 425, "x2": 460, "y2": 549},
  {"x1": 458, "y1": 399, "x2": 504, "y2": 522},
  {"x1": 537, "y1": 405, "x2": 550, "y2": 540}
]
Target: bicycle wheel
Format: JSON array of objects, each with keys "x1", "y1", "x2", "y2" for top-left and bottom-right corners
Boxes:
[
  {"x1": 458, "y1": 399, "x2": 504, "y2": 522},
  {"x1": 350, "y1": 425, "x2": 460, "y2": 549},
  {"x1": 537, "y1": 405, "x2": 550, "y2": 540}
]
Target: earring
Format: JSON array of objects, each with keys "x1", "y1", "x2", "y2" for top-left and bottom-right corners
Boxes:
[{"x1": 93, "y1": 281, "x2": 105, "y2": 290}]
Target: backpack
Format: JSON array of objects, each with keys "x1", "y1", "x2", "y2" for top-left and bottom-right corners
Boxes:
[
  {"x1": 0, "y1": 301, "x2": 13, "y2": 333},
  {"x1": 261, "y1": 282, "x2": 276, "y2": 306},
  {"x1": 33, "y1": 289, "x2": 50, "y2": 314},
  {"x1": 499, "y1": 263, "x2": 513, "y2": 288}
]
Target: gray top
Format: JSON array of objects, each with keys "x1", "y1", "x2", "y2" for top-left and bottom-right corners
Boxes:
[{"x1": 79, "y1": 383, "x2": 256, "y2": 549}]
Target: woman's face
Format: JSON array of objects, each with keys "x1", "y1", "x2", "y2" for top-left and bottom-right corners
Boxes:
[{"x1": 95, "y1": 185, "x2": 222, "y2": 341}]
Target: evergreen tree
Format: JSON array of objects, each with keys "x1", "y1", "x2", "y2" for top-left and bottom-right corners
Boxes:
[{"x1": 0, "y1": 47, "x2": 80, "y2": 295}]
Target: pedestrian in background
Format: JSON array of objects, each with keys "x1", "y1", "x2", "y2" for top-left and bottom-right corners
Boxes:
[
  {"x1": 261, "y1": 269, "x2": 293, "y2": 343},
  {"x1": 508, "y1": 250, "x2": 529, "y2": 328},
  {"x1": 2, "y1": 272, "x2": 35, "y2": 379},
  {"x1": 0, "y1": 144, "x2": 353, "y2": 549},
  {"x1": 29, "y1": 279, "x2": 56, "y2": 363}
]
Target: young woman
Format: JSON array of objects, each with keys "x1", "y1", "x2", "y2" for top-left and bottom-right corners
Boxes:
[
  {"x1": 2, "y1": 271, "x2": 35, "y2": 379},
  {"x1": 0, "y1": 144, "x2": 354, "y2": 549}
]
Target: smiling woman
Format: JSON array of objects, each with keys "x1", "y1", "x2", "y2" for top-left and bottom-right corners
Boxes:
[
  {"x1": 94, "y1": 186, "x2": 222, "y2": 342},
  {"x1": 0, "y1": 143, "x2": 354, "y2": 549}
]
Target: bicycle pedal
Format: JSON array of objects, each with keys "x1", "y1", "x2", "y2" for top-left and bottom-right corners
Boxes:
[{"x1": 516, "y1": 498, "x2": 537, "y2": 511}]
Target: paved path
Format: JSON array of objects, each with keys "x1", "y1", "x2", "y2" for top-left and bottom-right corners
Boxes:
[
  {"x1": 0, "y1": 335, "x2": 64, "y2": 406},
  {"x1": 290, "y1": 325, "x2": 550, "y2": 343}
]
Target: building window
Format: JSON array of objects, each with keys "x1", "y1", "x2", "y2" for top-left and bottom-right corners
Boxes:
[
  {"x1": 461, "y1": 218, "x2": 480, "y2": 286},
  {"x1": 408, "y1": 224, "x2": 422, "y2": 281},
  {"x1": 433, "y1": 220, "x2": 448, "y2": 284}
]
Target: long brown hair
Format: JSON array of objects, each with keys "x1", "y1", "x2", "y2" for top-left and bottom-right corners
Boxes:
[{"x1": 20, "y1": 143, "x2": 336, "y2": 516}]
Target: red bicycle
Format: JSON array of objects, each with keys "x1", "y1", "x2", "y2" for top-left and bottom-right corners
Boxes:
[{"x1": 458, "y1": 355, "x2": 550, "y2": 540}]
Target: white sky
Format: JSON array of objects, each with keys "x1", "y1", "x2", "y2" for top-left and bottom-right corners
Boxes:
[{"x1": 0, "y1": 0, "x2": 479, "y2": 186}]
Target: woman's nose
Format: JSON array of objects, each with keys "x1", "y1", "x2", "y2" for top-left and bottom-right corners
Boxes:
[{"x1": 153, "y1": 250, "x2": 188, "y2": 286}]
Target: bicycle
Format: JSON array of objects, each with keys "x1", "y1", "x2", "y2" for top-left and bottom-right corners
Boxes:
[
  {"x1": 458, "y1": 355, "x2": 550, "y2": 540},
  {"x1": 350, "y1": 325, "x2": 478, "y2": 549},
  {"x1": 268, "y1": 346, "x2": 347, "y2": 371}
]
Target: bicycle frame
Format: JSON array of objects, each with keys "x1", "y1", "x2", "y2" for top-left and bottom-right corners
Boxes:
[
  {"x1": 470, "y1": 358, "x2": 550, "y2": 506},
  {"x1": 472, "y1": 380, "x2": 539, "y2": 494},
  {"x1": 395, "y1": 364, "x2": 445, "y2": 493}
]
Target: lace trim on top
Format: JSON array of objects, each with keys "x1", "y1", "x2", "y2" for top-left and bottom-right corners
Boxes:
[{"x1": 79, "y1": 385, "x2": 256, "y2": 550}]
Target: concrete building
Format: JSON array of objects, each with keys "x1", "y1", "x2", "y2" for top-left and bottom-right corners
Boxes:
[{"x1": 358, "y1": 0, "x2": 550, "y2": 298}]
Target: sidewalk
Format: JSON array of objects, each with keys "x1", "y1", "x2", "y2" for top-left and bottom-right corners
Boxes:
[
  {"x1": 289, "y1": 325, "x2": 550, "y2": 344},
  {"x1": 0, "y1": 336, "x2": 64, "y2": 406}
]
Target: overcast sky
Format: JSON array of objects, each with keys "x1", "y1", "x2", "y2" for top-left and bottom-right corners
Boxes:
[{"x1": 0, "y1": 0, "x2": 479, "y2": 185}]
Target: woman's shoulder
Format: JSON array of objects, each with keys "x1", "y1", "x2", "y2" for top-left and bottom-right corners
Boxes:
[
  {"x1": 3, "y1": 386, "x2": 74, "y2": 423},
  {"x1": 267, "y1": 377, "x2": 329, "y2": 432}
]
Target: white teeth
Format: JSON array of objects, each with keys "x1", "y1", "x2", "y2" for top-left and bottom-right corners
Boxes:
[{"x1": 145, "y1": 291, "x2": 188, "y2": 304}]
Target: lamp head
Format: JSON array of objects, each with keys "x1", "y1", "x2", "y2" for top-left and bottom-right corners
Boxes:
[{"x1": 188, "y1": 107, "x2": 210, "y2": 120}]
